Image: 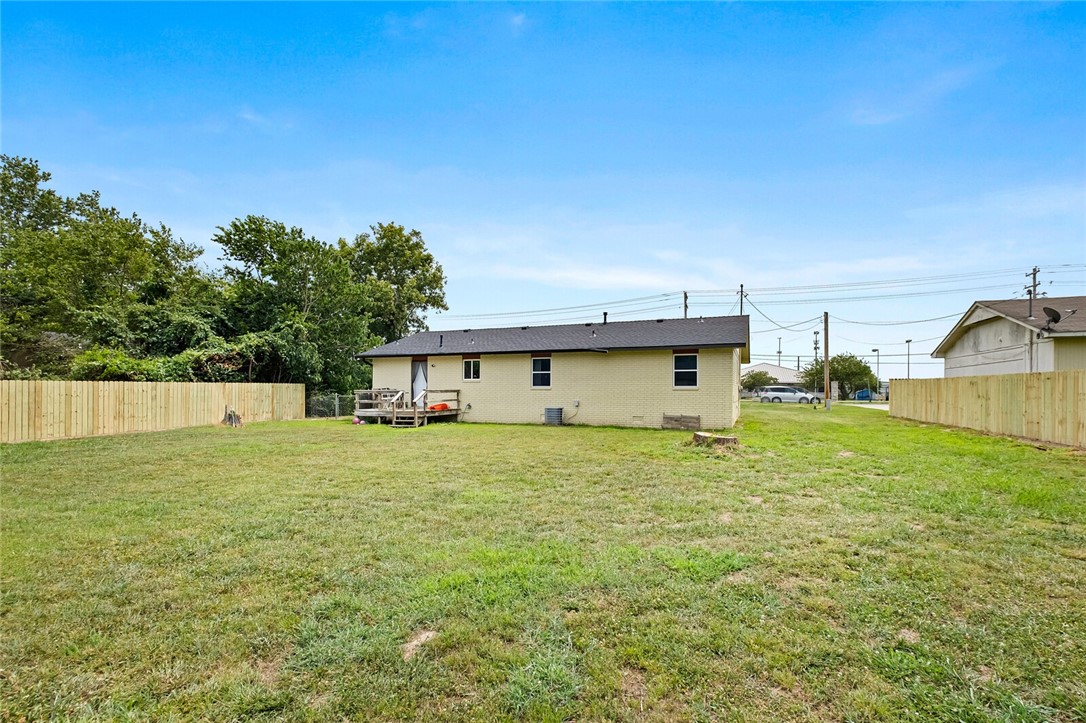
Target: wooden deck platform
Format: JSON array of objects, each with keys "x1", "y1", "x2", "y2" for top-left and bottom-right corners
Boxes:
[{"x1": 354, "y1": 388, "x2": 461, "y2": 428}]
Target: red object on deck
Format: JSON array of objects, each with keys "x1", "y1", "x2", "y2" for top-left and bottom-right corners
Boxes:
[{"x1": 428, "y1": 402, "x2": 450, "y2": 411}]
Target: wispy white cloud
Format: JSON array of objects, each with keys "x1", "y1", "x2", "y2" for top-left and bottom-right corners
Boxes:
[
  {"x1": 237, "y1": 105, "x2": 295, "y2": 131},
  {"x1": 850, "y1": 64, "x2": 989, "y2": 126},
  {"x1": 237, "y1": 106, "x2": 267, "y2": 125},
  {"x1": 912, "y1": 182, "x2": 1086, "y2": 220},
  {"x1": 509, "y1": 12, "x2": 527, "y2": 35}
]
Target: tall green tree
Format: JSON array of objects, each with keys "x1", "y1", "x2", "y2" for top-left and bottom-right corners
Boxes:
[
  {"x1": 1, "y1": 156, "x2": 211, "y2": 374},
  {"x1": 3, "y1": 158, "x2": 448, "y2": 390},
  {"x1": 214, "y1": 215, "x2": 380, "y2": 391},
  {"x1": 1, "y1": 155, "x2": 69, "y2": 235},
  {"x1": 741, "y1": 370, "x2": 779, "y2": 391},
  {"x1": 340, "y1": 222, "x2": 447, "y2": 343},
  {"x1": 799, "y1": 354, "x2": 877, "y2": 400}
]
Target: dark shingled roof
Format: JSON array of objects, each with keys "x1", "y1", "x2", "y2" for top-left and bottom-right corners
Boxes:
[
  {"x1": 360, "y1": 315, "x2": 750, "y2": 361},
  {"x1": 977, "y1": 296, "x2": 1086, "y2": 334},
  {"x1": 932, "y1": 295, "x2": 1086, "y2": 357}
]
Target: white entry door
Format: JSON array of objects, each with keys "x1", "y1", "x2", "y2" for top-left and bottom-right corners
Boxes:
[{"x1": 411, "y1": 360, "x2": 428, "y2": 408}]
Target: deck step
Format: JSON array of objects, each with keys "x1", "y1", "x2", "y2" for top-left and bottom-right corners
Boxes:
[{"x1": 391, "y1": 413, "x2": 424, "y2": 428}]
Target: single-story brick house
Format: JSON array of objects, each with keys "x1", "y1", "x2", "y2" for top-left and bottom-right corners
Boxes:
[{"x1": 357, "y1": 315, "x2": 750, "y2": 429}]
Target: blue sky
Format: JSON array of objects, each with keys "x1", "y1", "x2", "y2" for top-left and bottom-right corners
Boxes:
[{"x1": 3, "y1": 2, "x2": 1084, "y2": 378}]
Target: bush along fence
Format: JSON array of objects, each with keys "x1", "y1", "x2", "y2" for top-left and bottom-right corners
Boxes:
[
  {"x1": 0, "y1": 381, "x2": 305, "y2": 443},
  {"x1": 890, "y1": 370, "x2": 1086, "y2": 448}
]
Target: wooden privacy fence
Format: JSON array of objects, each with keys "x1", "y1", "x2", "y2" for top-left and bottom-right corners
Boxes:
[
  {"x1": 890, "y1": 371, "x2": 1086, "y2": 448},
  {"x1": 0, "y1": 381, "x2": 306, "y2": 443}
]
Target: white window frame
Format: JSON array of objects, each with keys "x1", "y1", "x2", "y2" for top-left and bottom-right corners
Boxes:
[
  {"x1": 531, "y1": 357, "x2": 552, "y2": 389},
  {"x1": 673, "y1": 353, "x2": 699, "y2": 389},
  {"x1": 463, "y1": 358, "x2": 481, "y2": 381}
]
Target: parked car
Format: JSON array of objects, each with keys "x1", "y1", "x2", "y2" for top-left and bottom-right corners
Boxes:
[{"x1": 759, "y1": 385, "x2": 822, "y2": 404}]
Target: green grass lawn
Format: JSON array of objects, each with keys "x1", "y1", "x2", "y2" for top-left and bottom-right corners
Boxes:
[{"x1": 2, "y1": 405, "x2": 1084, "y2": 722}]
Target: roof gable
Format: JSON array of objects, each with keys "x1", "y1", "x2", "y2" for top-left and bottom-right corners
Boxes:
[
  {"x1": 361, "y1": 315, "x2": 750, "y2": 363},
  {"x1": 932, "y1": 295, "x2": 1086, "y2": 358},
  {"x1": 742, "y1": 362, "x2": 801, "y2": 381}
]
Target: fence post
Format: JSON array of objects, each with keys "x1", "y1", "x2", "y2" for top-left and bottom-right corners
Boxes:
[{"x1": 334, "y1": 394, "x2": 340, "y2": 418}]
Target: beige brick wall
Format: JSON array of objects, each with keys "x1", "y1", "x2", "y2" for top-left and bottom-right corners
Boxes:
[
  {"x1": 371, "y1": 347, "x2": 741, "y2": 429},
  {"x1": 372, "y1": 357, "x2": 411, "y2": 391}
]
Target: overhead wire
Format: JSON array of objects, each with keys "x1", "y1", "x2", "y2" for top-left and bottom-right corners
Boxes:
[
  {"x1": 436, "y1": 292, "x2": 679, "y2": 320},
  {"x1": 829, "y1": 312, "x2": 962, "y2": 325},
  {"x1": 431, "y1": 265, "x2": 1083, "y2": 327},
  {"x1": 744, "y1": 298, "x2": 821, "y2": 332}
]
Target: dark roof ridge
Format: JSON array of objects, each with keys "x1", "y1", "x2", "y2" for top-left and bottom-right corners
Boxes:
[
  {"x1": 360, "y1": 313, "x2": 751, "y2": 362},
  {"x1": 419, "y1": 314, "x2": 732, "y2": 336}
]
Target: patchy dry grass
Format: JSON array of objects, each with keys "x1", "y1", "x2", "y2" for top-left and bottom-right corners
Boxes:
[{"x1": 2, "y1": 404, "x2": 1084, "y2": 721}]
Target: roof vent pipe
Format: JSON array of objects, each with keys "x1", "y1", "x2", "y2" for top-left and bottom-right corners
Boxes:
[
  {"x1": 603, "y1": 312, "x2": 608, "y2": 324},
  {"x1": 439, "y1": 334, "x2": 443, "y2": 348}
]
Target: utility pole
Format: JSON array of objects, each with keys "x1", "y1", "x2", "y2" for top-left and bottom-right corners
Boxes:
[
  {"x1": 1025, "y1": 266, "x2": 1040, "y2": 319},
  {"x1": 738, "y1": 284, "x2": 745, "y2": 315},
  {"x1": 796, "y1": 355, "x2": 800, "y2": 371},
  {"x1": 683, "y1": 291, "x2": 688, "y2": 319},
  {"x1": 777, "y1": 337, "x2": 782, "y2": 367},
  {"x1": 813, "y1": 330, "x2": 820, "y2": 358},
  {"x1": 905, "y1": 339, "x2": 913, "y2": 379},
  {"x1": 823, "y1": 312, "x2": 831, "y2": 410},
  {"x1": 871, "y1": 348, "x2": 880, "y2": 385}
]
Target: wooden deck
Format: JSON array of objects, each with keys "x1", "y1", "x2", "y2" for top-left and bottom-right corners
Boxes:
[{"x1": 354, "y1": 388, "x2": 461, "y2": 428}]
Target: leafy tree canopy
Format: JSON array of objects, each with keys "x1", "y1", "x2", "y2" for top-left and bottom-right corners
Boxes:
[
  {"x1": 2, "y1": 156, "x2": 208, "y2": 375},
  {"x1": 799, "y1": 354, "x2": 877, "y2": 400},
  {"x1": 339, "y1": 222, "x2": 448, "y2": 343},
  {"x1": 741, "y1": 370, "x2": 778, "y2": 391},
  {"x1": 1, "y1": 157, "x2": 447, "y2": 392}
]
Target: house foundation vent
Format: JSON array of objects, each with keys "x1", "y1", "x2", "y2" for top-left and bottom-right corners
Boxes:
[{"x1": 544, "y1": 407, "x2": 564, "y2": 425}]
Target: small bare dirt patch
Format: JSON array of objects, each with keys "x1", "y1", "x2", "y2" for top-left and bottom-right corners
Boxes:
[
  {"x1": 308, "y1": 690, "x2": 333, "y2": 709},
  {"x1": 897, "y1": 628, "x2": 920, "y2": 645},
  {"x1": 719, "y1": 511, "x2": 733, "y2": 524},
  {"x1": 621, "y1": 668, "x2": 646, "y2": 710},
  {"x1": 403, "y1": 630, "x2": 438, "y2": 661},
  {"x1": 255, "y1": 648, "x2": 290, "y2": 686},
  {"x1": 746, "y1": 496, "x2": 764, "y2": 506},
  {"x1": 837, "y1": 450, "x2": 855, "y2": 458}
]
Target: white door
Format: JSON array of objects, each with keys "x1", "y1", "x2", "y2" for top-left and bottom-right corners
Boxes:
[{"x1": 411, "y1": 361, "x2": 427, "y2": 408}]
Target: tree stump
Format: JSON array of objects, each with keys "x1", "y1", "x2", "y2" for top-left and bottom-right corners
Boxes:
[{"x1": 693, "y1": 432, "x2": 738, "y2": 447}]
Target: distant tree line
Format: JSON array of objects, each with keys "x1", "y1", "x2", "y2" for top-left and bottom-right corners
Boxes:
[{"x1": 0, "y1": 156, "x2": 447, "y2": 392}]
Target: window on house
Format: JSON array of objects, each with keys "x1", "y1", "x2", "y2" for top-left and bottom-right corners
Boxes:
[
  {"x1": 532, "y1": 357, "x2": 551, "y2": 387},
  {"x1": 674, "y1": 353, "x2": 698, "y2": 387},
  {"x1": 463, "y1": 359, "x2": 480, "y2": 380}
]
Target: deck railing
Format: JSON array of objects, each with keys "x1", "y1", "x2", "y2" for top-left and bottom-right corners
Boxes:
[
  {"x1": 354, "y1": 388, "x2": 404, "y2": 414},
  {"x1": 353, "y1": 388, "x2": 461, "y2": 422}
]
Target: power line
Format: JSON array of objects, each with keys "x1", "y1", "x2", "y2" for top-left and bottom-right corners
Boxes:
[
  {"x1": 837, "y1": 334, "x2": 944, "y2": 346},
  {"x1": 691, "y1": 264, "x2": 1085, "y2": 296},
  {"x1": 436, "y1": 292, "x2": 679, "y2": 320},
  {"x1": 727, "y1": 282, "x2": 1037, "y2": 306},
  {"x1": 830, "y1": 312, "x2": 962, "y2": 325},
  {"x1": 745, "y1": 298, "x2": 821, "y2": 332},
  {"x1": 431, "y1": 264, "x2": 1084, "y2": 325}
]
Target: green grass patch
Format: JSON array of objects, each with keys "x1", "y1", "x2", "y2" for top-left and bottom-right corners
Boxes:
[{"x1": 2, "y1": 404, "x2": 1084, "y2": 720}]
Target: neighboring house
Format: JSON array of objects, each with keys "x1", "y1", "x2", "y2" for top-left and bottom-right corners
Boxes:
[
  {"x1": 741, "y1": 362, "x2": 801, "y2": 385},
  {"x1": 932, "y1": 296, "x2": 1086, "y2": 377},
  {"x1": 358, "y1": 315, "x2": 750, "y2": 429}
]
